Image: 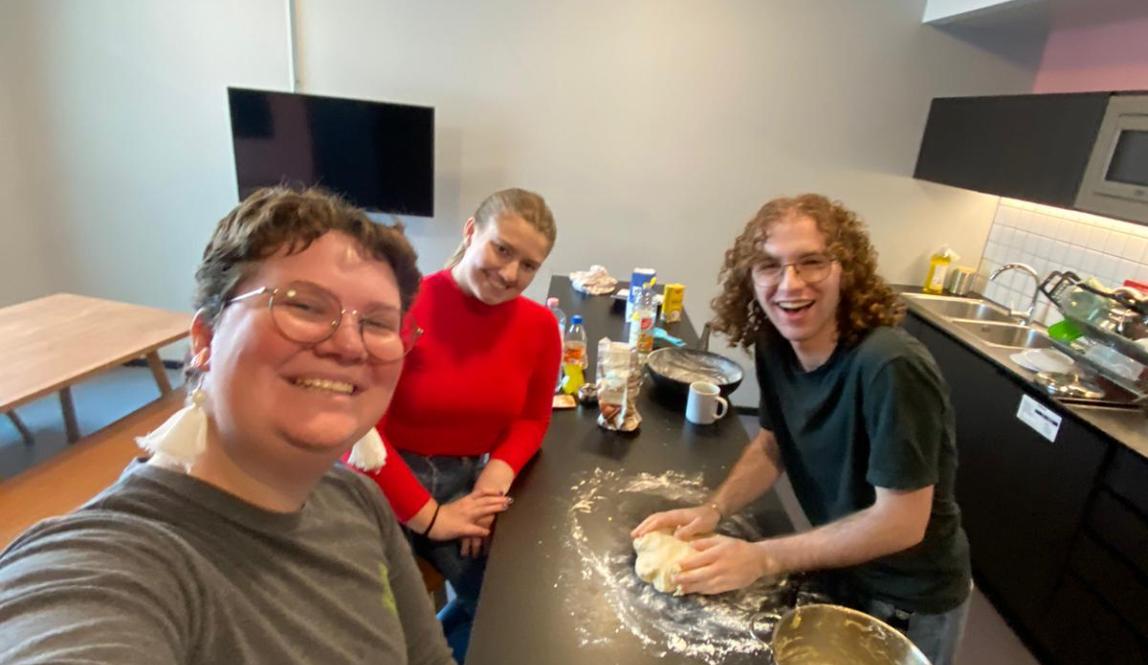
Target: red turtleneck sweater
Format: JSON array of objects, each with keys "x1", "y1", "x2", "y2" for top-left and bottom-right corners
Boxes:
[{"x1": 362, "y1": 270, "x2": 561, "y2": 521}]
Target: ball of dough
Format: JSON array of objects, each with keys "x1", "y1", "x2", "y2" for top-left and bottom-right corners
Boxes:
[{"x1": 633, "y1": 530, "x2": 694, "y2": 595}]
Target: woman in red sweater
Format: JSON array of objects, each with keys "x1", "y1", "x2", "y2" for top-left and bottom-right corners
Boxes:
[{"x1": 359, "y1": 188, "x2": 560, "y2": 662}]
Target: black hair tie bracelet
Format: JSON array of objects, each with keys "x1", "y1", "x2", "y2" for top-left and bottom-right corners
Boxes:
[{"x1": 421, "y1": 503, "x2": 441, "y2": 537}]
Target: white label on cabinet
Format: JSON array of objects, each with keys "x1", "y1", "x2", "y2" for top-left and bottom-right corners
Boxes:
[{"x1": 1016, "y1": 395, "x2": 1061, "y2": 443}]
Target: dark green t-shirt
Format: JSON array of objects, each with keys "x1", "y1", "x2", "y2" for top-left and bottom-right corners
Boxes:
[{"x1": 756, "y1": 326, "x2": 971, "y2": 613}]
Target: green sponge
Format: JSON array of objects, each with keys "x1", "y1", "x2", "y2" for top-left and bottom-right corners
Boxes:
[{"x1": 1048, "y1": 319, "x2": 1082, "y2": 343}]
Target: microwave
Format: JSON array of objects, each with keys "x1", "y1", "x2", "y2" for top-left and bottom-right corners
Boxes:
[{"x1": 1076, "y1": 94, "x2": 1148, "y2": 223}]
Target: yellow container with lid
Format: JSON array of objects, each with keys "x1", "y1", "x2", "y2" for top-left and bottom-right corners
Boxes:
[
  {"x1": 923, "y1": 246, "x2": 958, "y2": 295},
  {"x1": 661, "y1": 283, "x2": 685, "y2": 323}
]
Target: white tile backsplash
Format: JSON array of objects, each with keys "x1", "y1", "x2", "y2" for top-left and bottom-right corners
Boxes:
[
  {"x1": 1124, "y1": 236, "x2": 1145, "y2": 260},
  {"x1": 1071, "y1": 223, "x2": 1090, "y2": 246},
  {"x1": 976, "y1": 199, "x2": 1148, "y2": 325},
  {"x1": 1055, "y1": 218, "x2": 1071, "y2": 241},
  {"x1": 1087, "y1": 226, "x2": 1106, "y2": 248},
  {"x1": 1120, "y1": 259, "x2": 1137, "y2": 280},
  {"x1": 1104, "y1": 232, "x2": 1127, "y2": 257}
]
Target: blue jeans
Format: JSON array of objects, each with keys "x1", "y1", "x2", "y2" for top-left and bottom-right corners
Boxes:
[
  {"x1": 805, "y1": 574, "x2": 971, "y2": 665},
  {"x1": 401, "y1": 452, "x2": 487, "y2": 664},
  {"x1": 860, "y1": 590, "x2": 971, "y2": 665}
]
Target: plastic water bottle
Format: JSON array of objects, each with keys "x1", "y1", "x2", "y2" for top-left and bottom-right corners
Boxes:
[
  {"x1": 561, "y1": 315, "x2": 589, "y2": 394},
  {"x1": 547, "y1": 297, "x2": 566, "y2": 392},
  {"x1": 628, "y1": 281, "x2": 656, "y2": 358},
  {"x1": 547, "y1": 297, "x2": 566, "y2": 343},
  {"x1": 564, "y1": 315, "x2": 588, "y2": 368}
]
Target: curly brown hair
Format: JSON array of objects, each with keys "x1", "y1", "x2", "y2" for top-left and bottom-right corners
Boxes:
[{"x1": 711, "y1": 194, "x2": 903, "y2": 350}]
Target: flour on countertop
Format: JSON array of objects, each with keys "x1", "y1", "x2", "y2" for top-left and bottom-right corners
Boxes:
[{"x1": 564, "y1": 468, "x2": 780, "y2": 664}]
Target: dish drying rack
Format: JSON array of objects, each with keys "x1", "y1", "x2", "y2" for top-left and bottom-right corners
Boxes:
[{"x1": 1038, "y1": 270, "x2": 1148, "y2": 403}]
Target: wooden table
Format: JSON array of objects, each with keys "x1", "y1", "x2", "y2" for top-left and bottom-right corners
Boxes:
[{"x1": 0, "y1": 294, "x2": 191, "y2": 444}]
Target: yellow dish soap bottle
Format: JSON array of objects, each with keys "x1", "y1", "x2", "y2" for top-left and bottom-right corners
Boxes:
[{"x1": 923, "y1": 246, "x2": 958, "y2": 294}]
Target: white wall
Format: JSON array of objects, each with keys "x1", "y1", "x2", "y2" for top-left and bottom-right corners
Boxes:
[
  {"x1": 298, "y1": 0, "x2": 1037, "y2": 404},
  {"x1": 0, "y1": 2, "x2": 55, "y2": 305},
  {"x1": 0, "y1": 0, "x2": 1042, "y2": 404},
  {"x1": 923, "y1": 0, "x2": 1039, "y2": 24},
  {"x1": 0, "y1": 0, "x2": 287, "y2": 313}
]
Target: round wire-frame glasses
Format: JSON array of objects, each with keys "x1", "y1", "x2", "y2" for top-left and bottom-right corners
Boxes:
[
  {"x1": 750, "y1": 255, "x2": 837, "y2": 286},
  {"x1": 225, "y1": 281, "x2": 421, "y2": 362}
]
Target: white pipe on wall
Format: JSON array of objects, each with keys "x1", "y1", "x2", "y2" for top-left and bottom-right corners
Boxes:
[{"x1": 286, "y1": 0, "x2": 300, "y2": 91}]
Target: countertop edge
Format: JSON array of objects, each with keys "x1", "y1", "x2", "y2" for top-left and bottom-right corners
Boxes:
[{"x1": 895, "y1": 286, "x2": 1148, "y2": 461}]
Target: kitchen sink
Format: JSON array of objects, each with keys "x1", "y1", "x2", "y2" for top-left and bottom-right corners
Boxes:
[
  {"x1": 902, "y1": 293, "x2": 1016, "y2": 323},
  {"x1": 951, "y1": 319, "x2": 1052, "y2": 349}
]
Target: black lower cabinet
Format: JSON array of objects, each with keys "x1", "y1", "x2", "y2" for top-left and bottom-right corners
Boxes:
[
  {"x1": 1040, "y1": 573, "x2": 1148, "y2": 665},
  {"x1": 908, "y1": 315, "x2": 1109, "y2": 658},
  {"x1": 906, "y1": 311, "x2": 1148, "y2": 662},
  {"x1": 1063, "y1": 535, "x2": 1148, "y2": 641}
]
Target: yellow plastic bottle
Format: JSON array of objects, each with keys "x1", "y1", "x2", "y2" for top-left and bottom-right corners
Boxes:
[
  {"x1": 561, "y1": 364, "x2": 585, "y2": 394},
  {"x1": 923, "y1": 246, "x2": 956, "y2": 294}
]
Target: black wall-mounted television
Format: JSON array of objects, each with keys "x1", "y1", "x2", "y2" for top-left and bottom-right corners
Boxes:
[{"x1": 227, "y1": 88, "x2": 434, "y2": 217}]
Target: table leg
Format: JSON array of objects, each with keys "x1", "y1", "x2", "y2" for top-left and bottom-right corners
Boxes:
[
  {"x1": 59, "y1": 387, "x2": 80, "y2": 443},
  {"x1": 5, "y1": 411, "x2": 34, "y2": 445},
  {"x1": 146, "y1": 352, "x2": 173, "y2": 395}
]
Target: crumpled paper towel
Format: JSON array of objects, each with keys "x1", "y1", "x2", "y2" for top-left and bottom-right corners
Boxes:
[{"x1": 570, "y1": 265, "x2": 618, "y2": 295}]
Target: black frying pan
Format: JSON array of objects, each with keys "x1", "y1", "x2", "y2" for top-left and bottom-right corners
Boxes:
[{"x1": 645, "y1": 346, "x2": 743, "y2": 402}]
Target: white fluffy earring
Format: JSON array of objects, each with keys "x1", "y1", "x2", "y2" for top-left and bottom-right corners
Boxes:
[
  {"x1": 136, "y1": 381, "x2": 208, "y2": 467},
  {"x1": 346, "y1": 426, "x2": 388, "y2": 472}
]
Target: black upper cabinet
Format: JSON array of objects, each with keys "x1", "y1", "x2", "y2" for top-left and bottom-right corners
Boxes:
[{"x1": 914, "y1": 93, "x2": 1110, "y2": 208}]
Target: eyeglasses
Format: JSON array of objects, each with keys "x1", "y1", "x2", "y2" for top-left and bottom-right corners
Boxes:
[
  {"x1": 750, "y1": 255, "x2": 836, "y2": 286},
  {"x1": 225, "y1": 281, "x2": 421, "y2": 362}
]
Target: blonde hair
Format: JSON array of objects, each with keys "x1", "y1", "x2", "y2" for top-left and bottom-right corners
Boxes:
[{"x1": 446, "y1": 188, "x2": 557, "y2": 268}]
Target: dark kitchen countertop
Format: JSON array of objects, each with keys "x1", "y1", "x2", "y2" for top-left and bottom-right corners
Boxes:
[
  {"x1": 466, "y1": 277, "x2": 794, "y2": 665},
  {"x1": 897, "y1": 286, "x2": 1148, "y2": 461}
]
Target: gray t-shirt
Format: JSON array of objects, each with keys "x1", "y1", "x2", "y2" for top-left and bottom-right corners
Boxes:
[{"x1": 0, "y1": 460, "x2": 454, "y2": 665}]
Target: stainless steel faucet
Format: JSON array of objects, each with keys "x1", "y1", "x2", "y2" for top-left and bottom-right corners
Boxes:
[{"x1": 989, "y1": 262, "x2": 1041, "y2": 324}]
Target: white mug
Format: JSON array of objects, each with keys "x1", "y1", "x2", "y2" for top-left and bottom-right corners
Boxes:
[{"x1": 686, "y1": 381, "x2": 729, "y2": 425}]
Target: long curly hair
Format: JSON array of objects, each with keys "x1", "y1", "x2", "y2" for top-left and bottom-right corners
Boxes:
[{"x1": 711, "y1": 194, "x2": 903, "y2": 350}]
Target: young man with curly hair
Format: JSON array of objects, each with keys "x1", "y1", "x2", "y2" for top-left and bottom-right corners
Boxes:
[{"x1": 633, "y1": 194, "x2": 971, "y2": 665}]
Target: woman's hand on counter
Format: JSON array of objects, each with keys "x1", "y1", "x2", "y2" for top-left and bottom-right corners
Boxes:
[
  {"x1": 630, "y1": 504, "x2": 721, "y2": 540},
  {"x1": 474, "y1": 458, "x2": 516, "y2": 496},
  {"x1": 457, "y1": 458, "x2": 518, "y2": 557},
  {"x1": 461, "y1": 513, "x2": 496, "y2": 558},
  {"x1": 421, "y1": 491, "x2": 512, "y2": 541},
  {"x1": 673, "y1": 535, "x2": 778, "y2": 595}
]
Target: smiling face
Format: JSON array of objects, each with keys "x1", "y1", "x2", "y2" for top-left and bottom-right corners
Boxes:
[
  {"x1": 193, "y1": 231, "x2": 404, "y2": 471},
  {"x1": 451, "y1": 212, "x2": 551, "y2": 305},
  {"x1": 751, "y1": 214, "x2": 842, "y2": 368}
]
